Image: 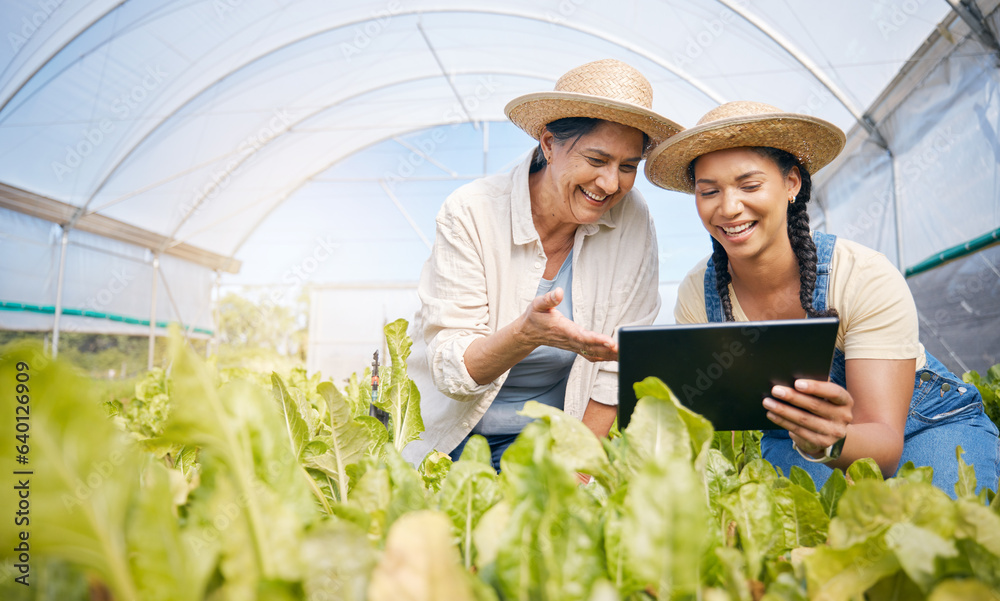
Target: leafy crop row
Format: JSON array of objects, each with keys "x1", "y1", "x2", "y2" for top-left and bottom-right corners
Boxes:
[{"x1": 1, "y1": 320, "x2": 999, "y2": 600}]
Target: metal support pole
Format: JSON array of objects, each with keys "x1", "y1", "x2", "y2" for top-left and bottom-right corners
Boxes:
[
  {"x1": 482, "y1": 120, "x2": 489, "y2": 175},
  {"x1": 417, "y1": 19, "x2": 479, "y2": 130},
  {"x1": 889, "y1": 147, "x2": 906, "y2": 272},
  {"x1": 51, "y1": 227, "x2": 69, "y2": 358},
  {"x1": 210, "y1": 270, "x2": 221, "y2": 358},
  {"x1": 157, "y1": 265, "x2": 189, "y2": 341},
  {"x1": 148, "y1": 255, "x2": 159, "y2": 371},
  {"x1": 812, "y1": 193, "x2": 830, "y2": 233},
  {"x1": 945, "y1": 0, "x2": 1000, "y2": 63},
  {"x1": 393, "y1": 136, "x2": 457, "y2": 177},
  {"x1": 379, "y1": 179, "x2": 433, "y2": 250}
]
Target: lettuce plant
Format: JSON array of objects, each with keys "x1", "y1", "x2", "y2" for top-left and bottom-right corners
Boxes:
[{"x1": 3, "y1": 333, "x2": 999, "y2": 601}]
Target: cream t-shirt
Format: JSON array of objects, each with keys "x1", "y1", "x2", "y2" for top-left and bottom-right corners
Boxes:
[{"x1": 674, "y1": 236, "x2": 926, "y2": 369}]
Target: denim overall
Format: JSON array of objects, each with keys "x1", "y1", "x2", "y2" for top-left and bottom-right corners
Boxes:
[{"x1": 703, "y1": 231, "x2": 1000, "y2": 497}]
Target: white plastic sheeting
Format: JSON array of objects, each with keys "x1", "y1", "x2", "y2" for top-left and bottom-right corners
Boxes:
[
  {"x1": 815, "y1": 20, "x2": 1000, "y2": 373},
  {"x1": 0, "y1": 207, "x2": 214, "y2": 338},
  {"x1": 908, "y1": 246, "x2": 1000, "y2": 374},
  {"x1": 1, "y1": 0, "x2": 998, "y2": 374},
  {"x1": 0, "y1": 0, "x2": 951, "y2": 255},
  {"x1": 821, "y1": 36, "x2": 1000, "y2": 266}
]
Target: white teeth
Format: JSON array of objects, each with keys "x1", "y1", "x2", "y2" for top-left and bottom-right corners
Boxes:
[
  {"x1": 581, "y1": 188, "x2": 607, "y2": 202},
  {"x1": 722, "y1": 222, "x2": 755, "y2": 235}
]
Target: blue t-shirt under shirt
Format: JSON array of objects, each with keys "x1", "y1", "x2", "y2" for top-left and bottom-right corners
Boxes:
[{"x1": 472, "y1": 250, "x2": 577, "y2": 435}]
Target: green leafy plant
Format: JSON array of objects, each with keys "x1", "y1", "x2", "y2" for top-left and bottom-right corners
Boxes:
[
  {"x1": 2, "y1": 331, "x2": 999, "y2": 601},
  {"x1": 963, "y1": 363, "x2": 1000, "y2": 430},
  {"x1": 373, "y1": 318, "x2": 424, "y2": 452}
]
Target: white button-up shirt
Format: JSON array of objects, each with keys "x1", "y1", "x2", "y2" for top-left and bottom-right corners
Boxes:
[{"x1": 403, "y1": 153, "x2": 660, "y2": 461}]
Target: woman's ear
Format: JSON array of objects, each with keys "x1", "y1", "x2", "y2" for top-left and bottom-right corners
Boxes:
[
  {"x1": 787, "y1": 165, "x2": 803, "y2": 199},
  {"x1": 539, "y1": 130, "x2": 555, "y2": 164}
]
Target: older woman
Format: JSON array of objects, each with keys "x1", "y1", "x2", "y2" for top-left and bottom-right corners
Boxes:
[
  {"x1": 404, "y1": 59, "x2": 681, "y2": 469},
  {"x1": 644, "y1": 101, "x2": 999, "y2": 497}
]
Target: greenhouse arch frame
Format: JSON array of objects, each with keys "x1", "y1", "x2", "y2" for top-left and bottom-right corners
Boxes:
[{"x1": 1, "y1": 0, "x2": 998, "y2": 377}]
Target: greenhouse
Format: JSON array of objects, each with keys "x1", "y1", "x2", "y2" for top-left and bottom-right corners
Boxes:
[{"x1": 2, "y1": 0, "x2": 1000, "y2": 599}]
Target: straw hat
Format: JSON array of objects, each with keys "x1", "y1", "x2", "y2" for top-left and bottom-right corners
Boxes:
[
  {"x1": 644, "y1": 101, "x2": 846, "y2": 193},
  {"x1": 504, "y1": 59, "x2": 682, "y2": 153}
]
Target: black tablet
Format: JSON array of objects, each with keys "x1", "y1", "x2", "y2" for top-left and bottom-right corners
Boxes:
[{"x1": 617, "y1": 317, "x2": 839, "y2": 431}]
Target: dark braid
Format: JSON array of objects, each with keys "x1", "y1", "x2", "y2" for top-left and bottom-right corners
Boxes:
[
  {"x1": 711, "y1": 236, "x2": 736, "y2": 321},
  {"x1": 785, "y1": 166, "x2": 838, "y2": 319},
  {"x1": 695, "y1": 147, "x2": 838, "y2": 321}
]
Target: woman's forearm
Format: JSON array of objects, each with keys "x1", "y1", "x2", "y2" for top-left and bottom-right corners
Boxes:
[
  {"x1": 582, "y1": 399, "x2": 617, "y2": 439},
  {"x1": 822, "y1": 421, "x2": 904, "y2": 476},
  {"x1": 825, "y1": 359, "x2": 912, "y2": 476},
  {"x1": 463, "y1": 289, "x2": 616, "y2": 385},
  {"x1": 462, "y1": 319, "x2": 537, "y2": 385}
]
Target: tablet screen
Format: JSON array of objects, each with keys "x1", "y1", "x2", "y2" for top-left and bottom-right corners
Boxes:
[{"x1": 617, "y1": 317, "x2": 839, "y2": 431}]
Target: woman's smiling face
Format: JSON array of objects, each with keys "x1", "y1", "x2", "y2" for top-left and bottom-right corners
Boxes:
[
  {"x1": 540, "y1": 120, "x2": 645, "y2": 225},
  {"x1": 691, "y1": 147, "x2": 801, "y2": 262}
]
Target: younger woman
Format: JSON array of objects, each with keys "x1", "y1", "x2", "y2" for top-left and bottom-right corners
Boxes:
[{"x1": 644, "y1": 101, "x2": 999, "y2": 497}]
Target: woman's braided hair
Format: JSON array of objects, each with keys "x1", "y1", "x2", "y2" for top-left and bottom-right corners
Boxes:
[{"x1": 693, "y1": 147, "x2": 839, "y2": 322}]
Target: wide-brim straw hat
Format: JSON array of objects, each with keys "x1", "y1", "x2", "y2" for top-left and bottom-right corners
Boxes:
[
  {"x1": 644, "y1": 101, "x2": 846, "y2": 192},
  {"x1": 505, "y1": 59, "x2": 682, "y2": 155}
]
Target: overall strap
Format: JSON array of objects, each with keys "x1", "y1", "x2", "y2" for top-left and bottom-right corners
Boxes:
[
  {"x1": 811, "y1": 230, "x2": 837, "y2": 312},
  {"x1": 704, "y1": 231, "x2": 837, "y2": 322},
  {"x1": 809, "y1": 230, "x2": 846, "y2": 387}
]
